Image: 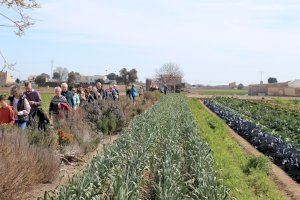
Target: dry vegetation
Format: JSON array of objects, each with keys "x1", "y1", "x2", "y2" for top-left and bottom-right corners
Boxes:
[
  {"x1": 0, "y1": 126, "x2": 60, "y2": 200},
  {"x1": 0, "y1": 91, "x2": 160, "y2": 200}
]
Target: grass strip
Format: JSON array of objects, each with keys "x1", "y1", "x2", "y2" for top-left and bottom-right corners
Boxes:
[{"x1": 189, "y1": 98, "x2": 285, "y2": 200}]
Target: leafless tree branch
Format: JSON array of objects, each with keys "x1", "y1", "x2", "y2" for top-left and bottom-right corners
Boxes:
[
  {"x1": 0, "y1": 50, "x2": 17, "y2": 72},
  {"x1": 0, "y1": 0, "x2": 38, "y2": 71}
]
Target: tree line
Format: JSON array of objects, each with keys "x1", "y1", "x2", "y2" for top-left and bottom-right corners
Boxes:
[{"x1": 33, "y1": 67, "x2": 138, "y2": 87}]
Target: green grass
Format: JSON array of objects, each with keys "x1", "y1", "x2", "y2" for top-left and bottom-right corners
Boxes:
[
  {"x1": 198, "y1": 89, "x2": 248, "y2": 95},
  {"x1": 40, "y1": 93, "x2": 52, "y2": 112},
  {"x1": 273, "y1": 97, "x2": 300, "y2": 108},
  {"x1": 189, "y1": 98, "x2": 285, "y2": 200}
]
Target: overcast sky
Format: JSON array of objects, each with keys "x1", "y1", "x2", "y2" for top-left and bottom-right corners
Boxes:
[{"x1": 1, "y1": 0, "x2": 300, "y2": 85}]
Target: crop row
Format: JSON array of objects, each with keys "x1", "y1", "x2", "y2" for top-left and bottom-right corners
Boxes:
[
  {"x1": 44, "y1": 94, "x2": 229, "y2": 199},
  {"x1": 204, "y1": 99, "x2": 300, "y2": 183},
  {"x1": 213, "y1": 97, "x2": 300, "y2": 149}
]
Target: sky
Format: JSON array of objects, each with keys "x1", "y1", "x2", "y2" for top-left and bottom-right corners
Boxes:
[{"x1": 1, "y1": 0, "x2": 300, "y2": 85}]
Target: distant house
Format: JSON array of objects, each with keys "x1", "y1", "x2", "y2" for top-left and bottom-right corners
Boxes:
[
  {"x1": 75, "y1": 75, "x2": 108, "y2": 84},
  {"x1": 104, "y1": 79, "x2": 117, "y2": 85},
  {"x1": 248, "y1": 79, "x2": 300, "y2": 97},
  {"x1": 0, "y1": 71, "x2": 15, "y2": 85}
]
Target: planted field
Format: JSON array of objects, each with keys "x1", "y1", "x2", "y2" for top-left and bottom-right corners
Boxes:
[
  {"x1": 189, "y1": 99, "x2": 284, "y2": 200},
  {"x1": 44, "y1": 94, "x2": 229, "y2": 199},
  {"x1": 204, "y1": 98, "x2": 300, "y2": 183},
  {"x1": 213, "y1": 97, "x2": 300, "y2": 148},
  {"x1": 197, "y1": 89, "x2": 248, "y2": 96}
]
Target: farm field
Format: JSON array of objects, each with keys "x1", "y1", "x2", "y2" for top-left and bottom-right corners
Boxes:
[
  {"x1": 204, "y1": 97, "x2": 300, "y2": 183},
  {"x1": 189, "y1": 99, "x2": 284, "y2": 200},
  {"x1": 39, "y1": 94, "x2": 295, "y2": 200},
  {"x1": 213, "y1": 97, "x2": 300, "y2": 149},
  {"x1": 44, "y1": 94, "x2": 229, "y2": 199},
  {"x1": 195, "y1": 89, "x2": 248, "y2": 96}
]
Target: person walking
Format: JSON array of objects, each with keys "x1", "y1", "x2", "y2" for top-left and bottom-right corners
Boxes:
[
  {"x1": 130, "y1": 84, "x2": 138, "y2": 105},
  {"x1": 139, "y1": 86, "x2": 144, "y2": 97},
  {"x1": 77, "y1": 85, "x2": 86, "y2": 105},
  {"x1": 23, "y1": 81, "x2": 42, "y2": 113},
  {"x1": 86, "y1": 86, "x2": 96, "y2": 103},
  {"x1": 9, "y1": 85, "x2": 31, "y2": 129},
  {"x1": 112, "y1": 85, "x2": 119, "y2": 101},
  {"x1": 72, "y1": 88, "x2": 80, "y2": 110},
  {"x1": 163, "y1": 83, "x2": 169, "y2": 95},
  {"x1": 61, "y1": 83, "x2": 74, "y2": 108},
  {"x1": 96, "y1": 82, "x2": 105, "y2": 100},
  {"x1": 0, "y1": 94, "x2": 14, "y2": 126},
  {"x1": 49, "y1": 87, "x2": 68, "y2": 128}
]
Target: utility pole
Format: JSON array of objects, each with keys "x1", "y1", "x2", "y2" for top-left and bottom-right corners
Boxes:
[
  {"x1": 260, "y1": 71, "x2": 263, "y2": 84},
  {"x1": 51, "y1": 60, "x2": 54, "y2": 80}
]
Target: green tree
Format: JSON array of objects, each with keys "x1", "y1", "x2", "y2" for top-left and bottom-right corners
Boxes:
[
  {"x1": 35, "y1": 75, "x2": 46, "y2": 86},
  {"x1": 107, "y1": 73, "x2": 118, "y2": 80},
  {"x1": 237, "y1": 83, "x2": 244, "y2": 90},
  {"x1": 268, "y1": 77, "x2": 278, "y2": 84},
  {"x1": 119, "y1": 68, "x2": 129, "y2": 84},
  {"x1": 128, "y1": 68, "x2": 138, "y2": 83},
  {"x1": 53, "y1": 72, "x2": 61, "y2": 81},
  {"x1": 67, "y1": 71, "x2": 79, "y2": 87}
]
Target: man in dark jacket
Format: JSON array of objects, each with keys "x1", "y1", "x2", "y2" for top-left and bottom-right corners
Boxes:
[{"x1": 61, "y1": 83, "x2": 74, "y2": 108}]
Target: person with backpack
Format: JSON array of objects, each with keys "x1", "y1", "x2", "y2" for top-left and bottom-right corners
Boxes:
[
  {"x1": 0, "y1": 94, "x2": 14, "y2": 126},
  {"x1": 130, "y1": 84, "x2": 138, "y2": 105},
  {"x1": 9, "y1": 85, "x2": 31, "y2": 129}
]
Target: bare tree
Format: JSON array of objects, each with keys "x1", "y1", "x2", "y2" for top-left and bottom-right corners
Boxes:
[
  {"x1": 0, "y1": 50, "x2": 16, "y2": 72},
  {"x1": 0, "y1": 0, "x2": 39, "y2": 71},
  {"x1": 156, "y1": 62, "x2": 183, "y2": 93},
  {"x1": 54, "y1": 67, "x2": 69, "y2": 81}
]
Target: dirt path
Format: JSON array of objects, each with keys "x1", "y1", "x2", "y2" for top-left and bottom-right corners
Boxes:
[
  {"x1": 25, "y1": 134, "x2": 120, "y2": 200},
  {"x1": 199, "y1": 100, "x2": 300, "y2": 200}
]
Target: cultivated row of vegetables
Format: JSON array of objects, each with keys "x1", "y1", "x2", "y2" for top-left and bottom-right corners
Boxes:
[
  {"x1": 204, "y1": 98, "x2": 300, "y2": 183},
  {"x1": 212, "y1": 97, "x2": 300, "y2": 149},
  {"x1": 44, "y1": 94, "x2": 229, "y2": 199}
]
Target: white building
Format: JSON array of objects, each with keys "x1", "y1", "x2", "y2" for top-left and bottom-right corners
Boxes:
[{"x1": 76, "y1": 75, "x2": 108, "y2": 84}]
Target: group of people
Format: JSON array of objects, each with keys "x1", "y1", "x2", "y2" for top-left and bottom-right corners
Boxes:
[
  {"x1": 0, "y1": 82, "x2": 42, "y2": 129},
  {"x1": 0, "y1": 81, "x2": 142, "y2": 130}
]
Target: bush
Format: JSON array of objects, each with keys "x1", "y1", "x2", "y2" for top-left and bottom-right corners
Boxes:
[
  {"x1": 55, "y1": 109, "x2": 101, "y2": 155},
  {"x1": 0, "y1": 127, "x2": 60, "y2": 200},
  {"x1": 244, "y1": 156, "x2": 271, "y2": 175}
]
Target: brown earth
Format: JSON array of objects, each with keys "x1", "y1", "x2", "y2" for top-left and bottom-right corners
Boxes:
[
  {"x1": 24, "y1": 134, "x2": 120, "y2": 200},
  {"x1": 200, "y1": 100, "x2": 300, "y2": 200}
]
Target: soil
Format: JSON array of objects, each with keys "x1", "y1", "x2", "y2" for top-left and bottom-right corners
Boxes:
[
  {"x1": 200, "y1": 100, "x2": 300, "y2": 200},
  {"x1": 24, "y1": 134, "x2": 120, "y2": 200}
]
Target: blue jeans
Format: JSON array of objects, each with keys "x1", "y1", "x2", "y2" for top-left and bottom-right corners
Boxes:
[{"x1": 15, "y1": 121, "x2": 27, "y2": 129}]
